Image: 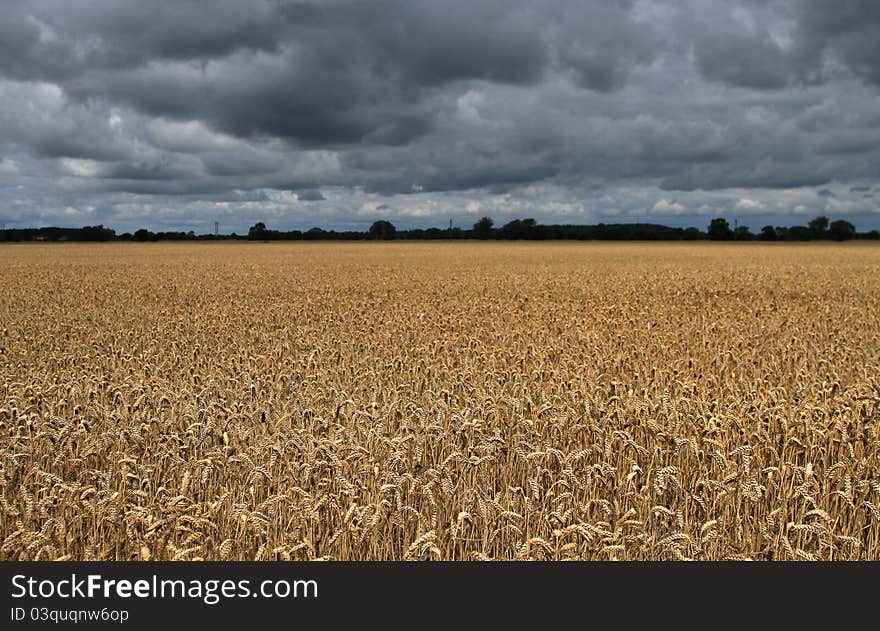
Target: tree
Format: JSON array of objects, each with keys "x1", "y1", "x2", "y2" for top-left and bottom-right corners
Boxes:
[
  {"x1": 248, "y1": 222, "x2": 268, "y2": 240},
  {"x1": 808, "y1": 216, "x2": 829, "y2": 239},
  {"x1": 80, "y1": 225, "x2": 115, "y2": 241},
  {"x1": 828, "y1": 219, "x2": 855, "y2": 241},
  {"x1": 707, "y1": 218, "x2": 733, "y2": 240},
  {"x1": 787, "y1": 225, "x2": 811, "y2": 240},
  {"x1": 499, "y1": 218, "x2": 540, "y2": 239},
  {"x1": 303, "y1": 227, "x2": 325, "y2": 240},
  {"x1": 133, "y1": 228, "x2": 156, "y2": 242},
  {"x1": 368, "y1": 220, "x2": 396, "y2": 240},
  {"x1": 758, "y1": 225, "x2": 777, "y2": 241},
  {"x1": 734, "y1": 225, "x2": 753, "y2": 241},
  {"x1": 473, "y1": 216, "x2": 494, "y2": 239}
]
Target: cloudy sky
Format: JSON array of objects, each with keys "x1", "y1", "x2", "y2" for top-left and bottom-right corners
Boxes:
[{"x1": 1, "y1": 0, "x2": 879, "y2": 233}]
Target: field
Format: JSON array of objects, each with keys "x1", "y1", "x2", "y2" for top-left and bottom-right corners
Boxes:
[{"x1": 1, "y1": 241, "x2": 879, "y2": 560}]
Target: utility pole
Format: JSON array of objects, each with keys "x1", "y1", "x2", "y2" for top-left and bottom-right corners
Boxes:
[{"x1": 214, "y1": 221, "x2": 219, "y2": 236}]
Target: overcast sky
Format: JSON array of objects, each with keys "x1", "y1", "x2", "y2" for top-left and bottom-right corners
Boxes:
[{"x1": 1, "y1": 0, "x2": 879, "y2": 233}]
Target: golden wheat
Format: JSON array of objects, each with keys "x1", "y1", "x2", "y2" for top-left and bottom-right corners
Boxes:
[{"x1": 1, "y1": 241, "x2": 879, "y2": 560}]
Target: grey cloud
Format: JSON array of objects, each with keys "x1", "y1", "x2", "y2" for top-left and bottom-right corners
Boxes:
[
  {"x1": 0, "y1": 7, "x2": 80, "y2": 81},
  {"x1": 693, "y1": 29, "x2": 790, "y2": 89},
  {"x1": 660, "y1": 161, "x2": 834, "y2": 192},
  {"x1": 551, "y1": 2, "x2": 657, "y2": 91},
  {"x1": 686, "y1": 1, "x2": 880, "y2": 89},
  {"x1": 3, "y1": 0, "x2": 658, "y2": 151},
  {"x1": 296, "y1": 189, "x2": 325, "y2": 201},
  {"x1": 0, "y1": 1, "x2": 879, "y2": 231},
  {"x1": 197, "y1": 190, "x2": 271, "y2": 203},
  {"x1": 0, "y1": 82, "x2": 129, "y2": 161},
  {"x1": 200, "y1": 150, "x2": 282, "y2": 177},
  {"x1": 11, "y1": 0, "x2": 286, "y2": 78},
  {"x1": 97, "y1": 160, "x2": 193, "y2": 181},
  {"x1": 373, "y1": 2, "x2": 549, "y2": 87},
  {"x1": 792, "y1": 0, "x2": 880, "y2": 86}
]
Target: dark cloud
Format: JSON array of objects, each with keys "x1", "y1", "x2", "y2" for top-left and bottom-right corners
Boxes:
[
  {"x1": 693, "y1": 29, "x2": 790, "y2": 89},
  {"x1": 373, "y1": 2, "x2": 549, "y2": 87},
  {"x1": 528, "y1": 1, "x2": 656, "y2": 92},
  {"x1": 295, "y1": 189, "x2": 325, "y2": 201},
  {"x1": 0, "y1": 0, "x2": 879, "y2": 231},
  {"x1": 792, "y1": 0, "x2": 880, "y2": 86},
  {"x1": 660, "y1": 167, "x2": 833, "y2": 193},
  {"x1": 207, "y1": 190, "x2": 271, "y2": 203},
  {"x1": 0, "y1": 7, "x2": 79, "y2": 81},
  {"x1": 97, "y1": 161, "x2": 192, "y2": 181}
]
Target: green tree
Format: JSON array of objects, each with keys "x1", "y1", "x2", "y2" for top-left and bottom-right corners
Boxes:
[
  {"x1": 828, "y1": 219, "x2": 855, "y2": 241},
  {"x1": 133, "y1": 228, "x2": 156, "y2": 242},
  {"x1": 758, "y1": 225, "x2": 777, "y2": 241},
  {"x1": 734, "y1": 225, "x2": 753, "y2": 241},
  {"x1": 499, "y1": 218, "x2": 540, "y2": 239},
  {"x1": 248, "y1": 222, "x2": 268, "y2": 240},
  {"x1": 808, "y1": 216, "x2": 829, "y2": 239},
  {"x1": 473, "y1": 216, "x2": 494, "y2": 239},
  {"x1": 707, "y1": 218, "x2": 733, "y2": 240},
  {"x1": 368, "y1": 220, "x2": 396, "y2": 240},
  {"x1": 303, "y1": 227, "x2": 325, "y2": 240},
  {"x1": 80, "y1": 225, "x2": 116, "y2": 241}
]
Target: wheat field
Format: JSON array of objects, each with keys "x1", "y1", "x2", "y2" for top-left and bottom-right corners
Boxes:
[{"x1": 1, "y1": 241, "x2": 879, "y2": 560}]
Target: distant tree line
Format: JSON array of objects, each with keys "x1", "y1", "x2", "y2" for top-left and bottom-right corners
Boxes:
[
  {"x1": 2, "y1": 216, "x2": 877, "y2": 242},
  {"x1": 0, "y1": 225, "x2": 231, "y2": 242},
  {"x1": 0, "y1": 225, "x2": 119, "y2": 242},
  {"x1": 705, "y1": 216, "x2": 862, "y2": 241}
]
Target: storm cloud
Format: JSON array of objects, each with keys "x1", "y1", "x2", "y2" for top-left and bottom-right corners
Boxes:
[{"x1": 1, "y1": 0, "x2": 879, "y2": 232}]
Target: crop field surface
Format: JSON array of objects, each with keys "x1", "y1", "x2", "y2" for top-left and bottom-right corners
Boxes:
[{"x1": 1, "y1": 241, "x2": 879, "y2": 560}]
